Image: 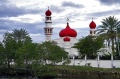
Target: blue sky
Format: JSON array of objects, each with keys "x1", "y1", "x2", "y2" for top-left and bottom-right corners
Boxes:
[{"x1": 0, "y1": 0, "x2": 120, "y2": 43}]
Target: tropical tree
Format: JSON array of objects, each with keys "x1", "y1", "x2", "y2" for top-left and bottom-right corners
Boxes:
[
  {"x1": 12, "y1": 28, "x2": 31, "y2": 42},
  {"x1": 73, "y1": 35, "x2": 104, "y2": 66},
  {"x1": 97, "y1": 16, "x2": 120, "y2": 55},
  {"x1": 12, "y1": 29, "x2": 32, "y2": 63},
  {"x1": 39, "y1": 41, "x2": 69, "y2": 65},
  {"x1": 1, "y1": 29, "x2": 32, "y2": 69},
  {"x1": 2, "y1": 32, "x2": 17, "y2": 68},
  {"x1": 16, "y1": 43, "x2": 39, "y2": 68},
  {"x1": 73, "y1": 36, "x2": 104, "y2": 58},
  {"x1": 0, "y1": 42, "x2": 5, "y2": 67}
]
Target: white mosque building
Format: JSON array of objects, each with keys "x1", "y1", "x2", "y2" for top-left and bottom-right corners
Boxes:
[
  {"x1": 44, "y1": 8, "x2": 96, "y2": 58},
  {"x1": 43, "y1": 8, "x2": 120, "y2": 68}
]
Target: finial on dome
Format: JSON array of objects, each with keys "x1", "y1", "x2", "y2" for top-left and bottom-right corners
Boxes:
[
  {"x1": 67, "y1": 18, "x2": 69, "y2": 23},
  {"x1": 92, "y1": 18, "x2": 93, "y2": 21},
  {"x1": 48, "y1": 6, "x2": 49, "y2": 9}
]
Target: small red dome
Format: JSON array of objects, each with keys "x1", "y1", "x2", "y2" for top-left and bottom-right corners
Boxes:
[
  {"x1": 63, "y1": 37, "x2": 70, "y2": 41},
  {"x1": 59, "y1": 23, "x2": 77, "y2": 37},
  {"x1": 45, "y1": 9, "x2": 52, "y2": 16},
  {"x1": 89, "y1": 20, "x2": 96, "y2": 29}
]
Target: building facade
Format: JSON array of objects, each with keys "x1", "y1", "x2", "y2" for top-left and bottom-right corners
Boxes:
[{"x1": 44, "y1": 8, "x2": 96, "y2": 58}]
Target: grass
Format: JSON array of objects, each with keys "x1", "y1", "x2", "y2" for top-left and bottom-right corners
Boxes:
[
  {"x1": 53, "y1": 65, "x2": 120, "y2": 79},
  {"x1": 55, "y1": 65, "x2": 120, "y2": 71}
]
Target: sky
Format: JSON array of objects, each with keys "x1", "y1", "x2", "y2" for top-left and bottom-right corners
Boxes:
[{"x1": 0, "y1": 0, "x2": 120, "y2": 43}]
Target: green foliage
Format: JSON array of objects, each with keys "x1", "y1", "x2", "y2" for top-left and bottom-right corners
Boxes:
[
  {"x1": 0, "y1": 28, "x2": 69, "y2": 70},
  {"x1": 1, "y1": 29, "x2": 32, "y2": 68},
  {"x1": 0, "y1": 65, "x2": 120, "y2": 79},
  {"x1": 16, "y1": 43, "x2": 39, "y2": 68},
  {"x1": 73, "y1": 36, "x2": 104, "y2": 57},
  {"x1": 12, "y1": 28, "x2": 32, "y2": 43},
  {"x1": 97, "y1": 16, "x2": 120, "y2": 54},
  {"x1": 33, "y1": 65, "x2": 57, "y2": 77},
  {"x1": 33, "y1": 65, "x2": 120, "y2": 79},
  {"x1": 2, "y1": 32, "x2": 17, "y2": 68},
  {"x1": 0, "y1": 42, "x2": 6, "y2": 67},
  {"x1": 39, "y1": 41, "x2": 69, "y2": 65}
]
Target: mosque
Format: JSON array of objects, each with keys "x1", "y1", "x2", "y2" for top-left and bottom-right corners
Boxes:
[
  {"x1": 41, "y1": 8, "x2": 120, "y2": 68},
  {"x1": 44, "y1": 8, "x2": 96, "y2": 58}
]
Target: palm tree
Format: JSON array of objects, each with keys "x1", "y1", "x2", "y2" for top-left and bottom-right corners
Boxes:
[
  {"x1": 97, "y1": 16, "x2": 120, "y2": 68},
  {"x1": 97, "y1": 16, "x2": 120, "y2": 54},
  {"x1": 12, "y1": 28, "x2": 32, "y2": 43}
]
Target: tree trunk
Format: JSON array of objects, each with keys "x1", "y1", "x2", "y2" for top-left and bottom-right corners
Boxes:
[
  {"x1": 7, "y1": 59, "x2": 10, "y2": 69},
  {"x1": 111, "y1": 38, "x2": 114, "y2": 68},
  {"x1": 111, "y1": 38, "x2": 115, "y2": 53}
]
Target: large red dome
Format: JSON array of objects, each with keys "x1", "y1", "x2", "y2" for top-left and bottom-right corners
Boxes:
[
  {"x1": 45, "y1": 8, "x2": 52, "y2": 16},
  {"x1": 63, "y1": 36, "x2": 70, "y2": 41},
  {"x1": 59, "y1": 22, "x2": 77, "y2": 37},
  {"x1": 89, "y1": 20, "x2": 96, "y2": 29}
]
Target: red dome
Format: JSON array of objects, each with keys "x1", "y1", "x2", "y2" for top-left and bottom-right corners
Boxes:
[
  {"x1": 63, "y1": 37, "x2": 70, "y2": 41},
  {"x1": 45, "y1": 9, "x2": 52, "y2": 16},
  {"x1": 59, "y1": 23, "x2": 77, "y2": 37},
  {"x1": 89, "y1": 20, "x2": 96, "y2": 29}
]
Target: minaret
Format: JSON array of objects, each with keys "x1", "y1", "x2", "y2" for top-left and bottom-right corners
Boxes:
[
  {"x1": 44, "y1": 7, "x2": 53, "y2": 41},
  {"x1": 89, "y1": 18, "x2": 96, "y2": 36}
]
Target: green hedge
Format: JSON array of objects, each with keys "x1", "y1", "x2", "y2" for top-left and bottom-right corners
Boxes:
[{"x1": 0, "y1": 65, "x2": 120, "y2": 79}]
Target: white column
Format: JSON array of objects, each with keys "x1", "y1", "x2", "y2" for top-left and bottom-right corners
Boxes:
[
  {"x1": 64, "y1": 42, "x2": 71, "y2": 56},
  {"x1": 97, "y1": 54, "x2": 100, "y2": 68},
  {"x1": 111, "y1": 53, "x2": 114, "y2": 68},
  {"x1": 73, "y1": 54, "x2": 75, "y2": 65},
  {"x1": 85, "y1": 55, "x2": 87, "y2": 65}
]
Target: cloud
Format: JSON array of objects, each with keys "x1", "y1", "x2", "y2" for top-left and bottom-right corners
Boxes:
[
  {"x1": 0, "y1": 18, "x2": 44, "y2": 34},
  {"x1": 0, "y1": 19, "x2": 14, "y2": 30},
  {"x1": 99, "y1": 0, "x2": 120, "y2": 5},
  {"x1": 50, "y1": 5, "x2": 65, "y2": 13},
  {"x1": 76, "y1": 28, "x2": 89, "y2": 38},
  {"x1": 62, "y1": 1, "x2": 84, "y2": 8},
  {"x1": 87, "y1": 9, "x2": 120, "y2": 18},
  {"x1": 0, "y1": 0, "x2": 7, "y2": 3},
  {"x1": 30, "y1": 33, "x2": 44, "y2": 43},
  {"x1": 0, "y1": 3, "x2": 41, "y2": 17}
]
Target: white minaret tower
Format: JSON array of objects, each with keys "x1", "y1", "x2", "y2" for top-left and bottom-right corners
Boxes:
[
  {"x1": 89, "y1": 18, "x2": 96, "y2": 36},
  {"x1": 44, "y1": 7, "x2": 53, "y2": 41}
]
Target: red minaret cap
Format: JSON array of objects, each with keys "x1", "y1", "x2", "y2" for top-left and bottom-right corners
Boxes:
[
  {"x1": 45, "y1": 7, "x2": 52, "y2": 16},
  {"x1": 89, "y1": 18, "x2": 96, "y2": 29}
]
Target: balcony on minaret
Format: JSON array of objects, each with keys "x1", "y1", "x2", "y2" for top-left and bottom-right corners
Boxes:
[
  {"x1": 89, "y1": 29, "x2": 96, "y2": 36},
  {"x1": 45, "y1": 16, "x2": 52, "y2": 23},
  {"x1": 46, "y1": 16, "x2": 51, "y2": 20},
  {"x1": 44, "y1": 27, "x2": 53, "y2": 35}
]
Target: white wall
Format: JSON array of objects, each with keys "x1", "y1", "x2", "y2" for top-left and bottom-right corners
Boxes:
[{"x1": 69, "y1": 59, "x2": 120, "y2": 68}]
